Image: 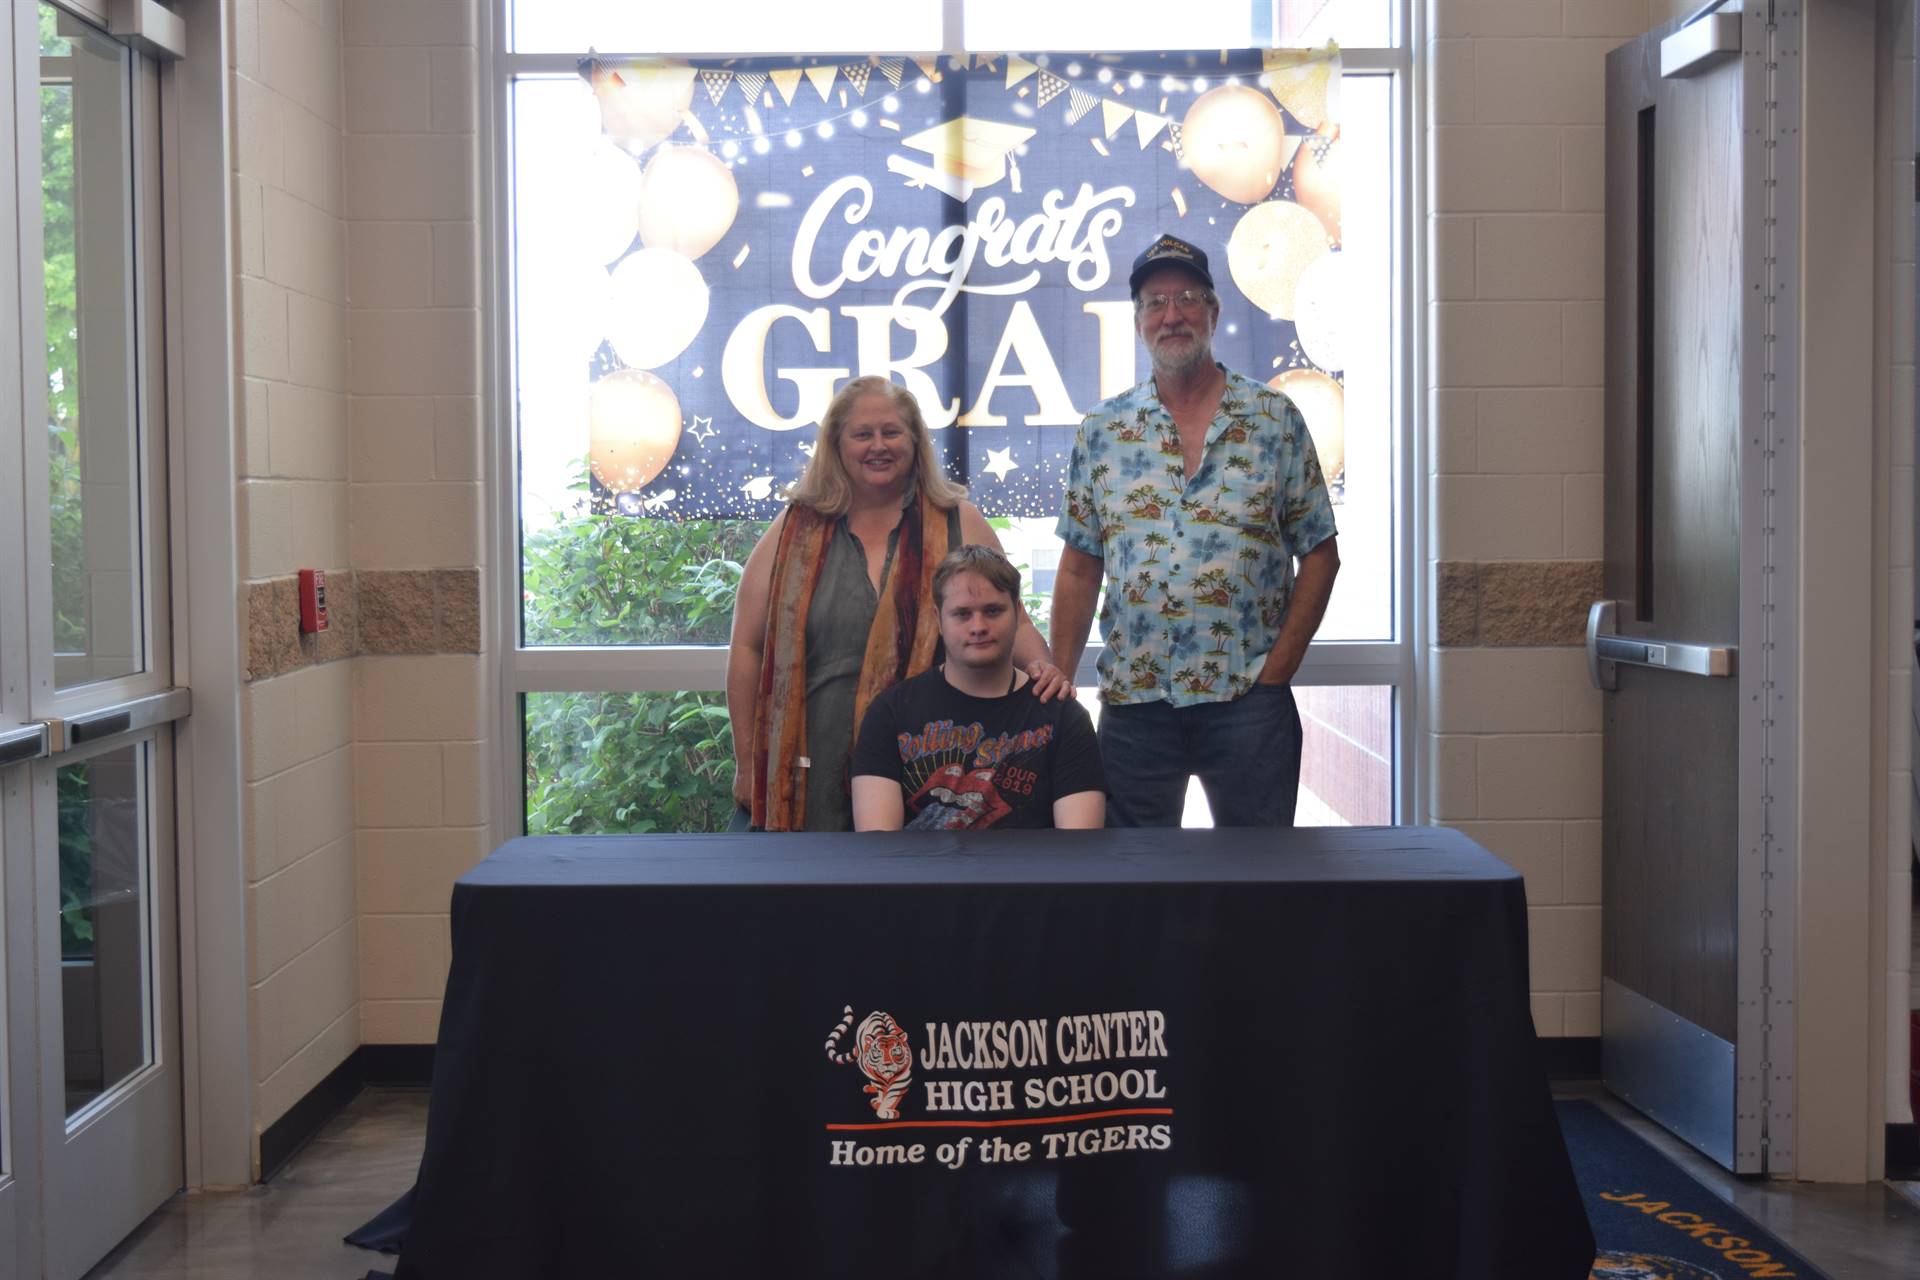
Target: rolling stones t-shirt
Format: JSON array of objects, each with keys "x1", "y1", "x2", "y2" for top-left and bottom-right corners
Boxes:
[{"x1": 851, "y1": 668, "x2": 1106, "y2": 830}]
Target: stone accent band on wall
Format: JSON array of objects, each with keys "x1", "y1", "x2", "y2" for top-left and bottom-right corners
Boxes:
[
  {"x1": 244, "y1": 568, "x2": 481, "y2": 682},
  {"x1": 1437, "y1": 561, "x2": 1603, "y2": 648}
]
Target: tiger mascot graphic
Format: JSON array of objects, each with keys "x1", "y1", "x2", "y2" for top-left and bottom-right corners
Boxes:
[
  {"x1": 1590, "y1": 1251, "x2": 1722, "y2": 1280},
  {"x1": 824, "y1": 1005, "x2": 913, "y2": 1120}
]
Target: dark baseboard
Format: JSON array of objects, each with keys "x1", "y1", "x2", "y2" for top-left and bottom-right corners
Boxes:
[
  {"x1": 357, "y1": 1043, "x2": 437, "y2": 1087},
  {"x1": 1541, "y1": 1035, "x2": 1601, "y2": 1080},
  {"x1": 258, "y1": 1044, "x2": 437, "y2": 1182},
  {"x1": 259, "y1": 1051, "x2": 364, "y2": 1181},
  {"x1": 1890, "y1": 1122, "x2": 1920, "y2": 1180}
]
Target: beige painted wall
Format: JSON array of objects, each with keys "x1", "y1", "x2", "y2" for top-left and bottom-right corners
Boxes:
[
  {"x1": 230, "y1": 0, "x2": 490, "y2": 1145},
  {"x1": 1795, "y1": 0, "x2": 1883, "y2": 1182},
  {"x1": 1424, "y1": 0, "x2": 1653, "y2": 1037},
  {"x1": 1880, "y1": 0, "x2": 1916, "y2": 1130},
  {"x1": 342, "y1": 0, "x2": 489, "y2": 1050},
  {"x1": 231, "y1": 0, "x2": 358, "y2": 1145}
]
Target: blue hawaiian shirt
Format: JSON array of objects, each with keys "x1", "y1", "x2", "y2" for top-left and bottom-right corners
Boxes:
[{"x1": 1055, "y1": 366, "x2": 1339, "y2": 707}]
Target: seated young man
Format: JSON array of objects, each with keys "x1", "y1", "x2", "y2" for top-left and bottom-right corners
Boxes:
[{"x1": 852, "y1": 545, "x2": 1105, "y2": 831}]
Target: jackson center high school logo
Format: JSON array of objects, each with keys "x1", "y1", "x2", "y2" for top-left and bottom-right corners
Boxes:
[{"x1": 821, "y1": 1004, "x2": 1174, "y2": 1171}]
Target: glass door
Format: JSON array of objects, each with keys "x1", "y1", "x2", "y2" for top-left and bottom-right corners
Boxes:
[
  {"x1": 1, "y1": 16, "x2": 36, "y2": 1272},
  {"x1": 0, "y1": 750, "x2": 39, "y2": 1280},
  {"x1": 0, "y1": 4, "x2": 185, "y2": 1276}
]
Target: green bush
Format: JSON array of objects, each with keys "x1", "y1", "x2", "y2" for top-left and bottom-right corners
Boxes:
[
  {"x1": 517, "y1": 502, "x2": 1056, "y2": 835},
  {"x1": 57, "y1": 762, "x2": 94, "y2": 958},
  {"x1": 521, "y1": 508, "x2": 764, "y2": 833}
]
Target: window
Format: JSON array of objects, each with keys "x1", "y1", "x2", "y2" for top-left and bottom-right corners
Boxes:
[{"x1": 495, "y1": 1, "x2": 1414, "y2": 832}]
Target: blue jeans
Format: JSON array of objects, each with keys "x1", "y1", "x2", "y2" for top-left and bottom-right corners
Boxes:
[{"x1": 1097, "y1": 683, "x2": 1303, "y2": 827}]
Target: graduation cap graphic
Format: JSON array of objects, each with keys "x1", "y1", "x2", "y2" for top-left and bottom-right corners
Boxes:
[{"x1": 886, "y1": 115, "x2": 1037, "y2": 201}]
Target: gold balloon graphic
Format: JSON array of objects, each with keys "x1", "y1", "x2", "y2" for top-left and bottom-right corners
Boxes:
[
  {"x1": 637, "y1": 145, "x2": 740, "y2": 260},
  {"x1": 590, "y1": 60, "x2": 696, "y2": 153},
  {"x1": 589, "y1": 369, "x2": 683, "y2": 493},
  {"x1": 1291, "y1": 252, "x2": 1349, "y2": 373},
  {"x1": 1268, "y1": 369, "x2": 1345, "y2": 487},
  {"x1": 579, "y1": 140, "x2": 644, "y2": 267},
  {"x1": 1266, "y1": 55, "x2": 1336, "y2": 133},
  {"x1": 1291, "y1": 133, "x2": 1342, "y2": 248},
  {"x1": 605, "y1": 247, "x2": 710, "y2": 370},
  {"x1": 1181, "y1": 85, "x2": 1295, "y2": 205},
  {"x1": 1227, "y1": 199, "x2": 1332, "y2": 320}
]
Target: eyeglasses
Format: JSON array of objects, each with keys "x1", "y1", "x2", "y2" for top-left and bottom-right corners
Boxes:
[{"x1": 1136, "y1": 288, "x2": 1214, "y2": 315}]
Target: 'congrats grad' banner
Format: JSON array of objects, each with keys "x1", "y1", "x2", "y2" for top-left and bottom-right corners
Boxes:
[{"x1": 538, "y1": 47, "x2": 1344, "y2": 520}]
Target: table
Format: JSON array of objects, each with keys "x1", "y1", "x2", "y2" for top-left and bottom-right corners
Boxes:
[{"x1": 387, "y1": 827, "x2": 1594, "y2": 1279}]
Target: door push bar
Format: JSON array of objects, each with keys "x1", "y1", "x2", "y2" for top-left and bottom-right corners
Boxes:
[
  {"x1": 0, "y1": 722, "x2": 49, "y2": 767},
  {"x1": 1586, "y1": 600, "x2": 1737, "y2": 692},
  {"x1": 0, "y1": 689, "x2": 191, "y2": 762}
]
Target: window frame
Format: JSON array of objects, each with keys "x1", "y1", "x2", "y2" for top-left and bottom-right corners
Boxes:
[{"x1": 485, "y1": 0, "x2": 1424, "y2": 834}]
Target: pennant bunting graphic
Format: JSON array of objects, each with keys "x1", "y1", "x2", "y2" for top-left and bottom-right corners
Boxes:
[
  {"x1": 733, "y1": 71, "x2": 767, "y2": 104},
  {"x1": 1065, "y1": 88, "x2": 1098, "y2": 125},
  {"x1": 1035, "y1": 70, "x2": 1069, "y2": 108},
  {"x1": 1101, "y1": 99, "x2": 1134, "y2": 138},
  {"x1": 769, "y1": 67, "x2": 802, "y2": 105},
  {"x1": 699, "y1": 68, "x2": 733, "y2": 106},
  {"x1": 1134, "y1": 110, "x2": 1167, "y2": 148},
  {"x1": 1167, "y1": 121, "x2": 1186, "y2": 161},
  {"x1": 804, "y1": 64, "x2": 838, "y2": 102},
  {"x1": 877, "y1": 58, "x2": 905, "y2": 89},
  {"x1": 1005, "y1": 55, "x2": 1038, "y2": 89},
  {"x1": 841, "y1": 62, "x2": 871, "y2": 95},
  {"x1": 911, "y1": 56, "x2": 942, "y2": 83}
]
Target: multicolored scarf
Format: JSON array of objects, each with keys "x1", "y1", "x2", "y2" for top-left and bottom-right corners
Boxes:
[{"x1": 751, "y1": 490, "x2": 952, "y2": 830}]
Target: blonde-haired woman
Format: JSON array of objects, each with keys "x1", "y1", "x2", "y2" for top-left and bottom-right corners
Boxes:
[{"x1": 728, "y1": 376, "x2": 1069, "y2": 830}]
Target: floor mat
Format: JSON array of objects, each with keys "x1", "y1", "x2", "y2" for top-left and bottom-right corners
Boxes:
[{"x1": 1559, "y1": 1100, "x2": 1830, "y2": 1279}]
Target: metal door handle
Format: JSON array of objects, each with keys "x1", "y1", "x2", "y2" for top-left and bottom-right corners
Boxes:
[{"x1": 1587, "y1": 600, "x2": 1736, "y2": 691}]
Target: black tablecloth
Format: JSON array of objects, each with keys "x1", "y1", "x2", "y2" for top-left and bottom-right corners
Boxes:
[{"x1": 388, "y1": 827, "x2": 1593, "y2": 1279}]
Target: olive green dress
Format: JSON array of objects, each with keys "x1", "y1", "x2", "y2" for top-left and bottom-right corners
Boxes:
[{"x1": 799, "y1": 504, "x2": 962, "y2": 831}]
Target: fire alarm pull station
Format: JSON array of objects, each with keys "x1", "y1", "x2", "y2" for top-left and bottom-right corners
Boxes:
[{"x1": 298, "y1": 569, "x2": 329, "y2": 633}]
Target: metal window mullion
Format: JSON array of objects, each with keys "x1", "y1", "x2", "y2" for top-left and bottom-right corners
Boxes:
[
  {"x1": 45, "y1": 1, "x2": 110, "y2": 32},
  {"x1": 499, "y1": 51, "x2": 1408, "y2": 79},
  {"x1": 488, "y1": 0, "x2": 528, "y2": 839},
  {"x1": 507, "y1": 640, "x2": 1408, "y2": 694},
  {"x1": 1394, "y1": 0, "x2": 1422, "y2": 825},
  {"x1": 492, "y1": 5, "x2": 1421, "y2": 834}
]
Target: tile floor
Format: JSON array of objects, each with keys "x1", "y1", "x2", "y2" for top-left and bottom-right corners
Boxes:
[
  {"x1": 82, "y1": 1084, "x2": 1920, "y2": 1279},
  {"x1": 84, "y1": 1089, "x2": 425, "y2": 1280}
]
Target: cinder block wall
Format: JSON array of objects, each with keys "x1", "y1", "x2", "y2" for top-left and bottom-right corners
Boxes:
[
  {"x1": 232, "y1": 0, "x2": 358, "y2": 1147},
  {"x1": 1423, "y1": 0, "x2": 1656, "y2": 1038},
  {"x1": 342, "y1": 0, "x2": 489, "y2": 1050},
  {"x1": 231, "y1": 0, "x2": 490, "y2": 1145}
]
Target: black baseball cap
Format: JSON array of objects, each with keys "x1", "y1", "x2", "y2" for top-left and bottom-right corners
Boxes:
[{"x1": 1128, "y1": 233, "x2": 1215, "y2": 297}]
